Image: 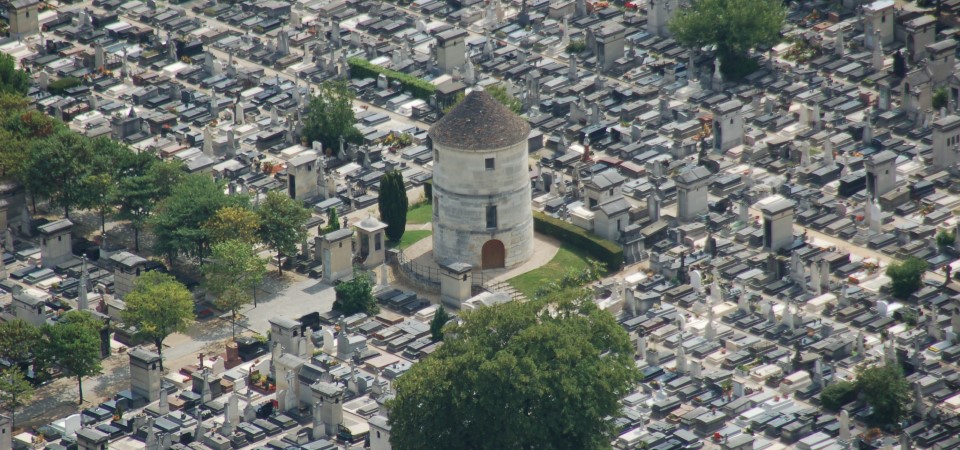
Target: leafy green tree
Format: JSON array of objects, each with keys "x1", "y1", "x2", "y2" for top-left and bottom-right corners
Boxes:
[
  {"x1": 0, "y1": 53, "x2": 29, "y2": 96},
  {"x1": 566, "y1": 39, "x2": 587, "y2": 54},
  {"x1": 389, "y1": 288, "x2": 640, "y2": 450},
  {"x1": 47, "y1": 311, "x2": 103, "y2": 404},
  {"x1": 430, "y1": 306, "x2": 450, "y2": 341},
  {"x1": 302, "y1": 80, "x2": 362, "y2": 156},
  {"x1": 204, "y1": 206, "x2": 260, "y2": 245},
  {"x1": 0, "y1": 368, "x2": 33, "y2": 429},
  {"x1": 934, "y1": 88, "x2": 949, "y2": 110},
  {"x1": 324, "y1": 207, "x2": 341, "y2": 233},
  {"x1": 150, "y1": 174, "x2": 242, "y2": 265},
  {"x1": 203, "y1": 240, "x2": 267, "y2": 339},
  {"x1": 0, "y1": 319, "x2": 42, "y2": 369},
  {"x1": 378, "y1": 170, "x2": 408, "y2": 242},
  {"x1": 487, "y1": 84, "x2": 522, "y2": 114},
  {"x1": 669, "y1": 0, "x2": 785, "y2": 80},
  {"x1": 115, "y1": 159, "x2": 184, "y2": 252},
  {"x1": 857, "y1": 364, "x2": 910, "y2": 427},
  {"x1": 257, "y1": 191, "x2": 310, "y2": 275},
  {"x1": 820, "y1": 380, "x2": 859, "y2": 411},
  {"x1": 937, "y1": 229, "x2": 956, "y2": 248},
  {"x1": 20, "y1": 129, "x2": 94, "y2": 217},
  {"x1": 886, "y1": 257, "x2": 927, "y2": 299},
  {"x1": 333, "y1": 270, "x2": 379, "y2": 315},
  {"x1": 84, "y1": 173, "x2": 116, "y2": 235},
  {"x1": 122, "y1": 271, "x2": 196, "y2": 371}
]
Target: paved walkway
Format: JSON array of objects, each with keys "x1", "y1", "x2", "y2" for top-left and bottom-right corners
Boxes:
[{"x1": 401, "y1": 231, "x2": 561, "y2": 284}]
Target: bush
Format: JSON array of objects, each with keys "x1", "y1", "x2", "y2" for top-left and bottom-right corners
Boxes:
[
  {"x1": 820, "y1": 380, "x2": 859, "y2": 411},
  {"x1": 566, "y1": 39, "x2": 587, "y2": 54},
  {"x1": 47, "y1": 77, "x2": 82, "y2": 95},
  {"x1": 533, "y1": 211, "x2": 623, "y2": 272},
  {"x1": 347, "y1": 57, "x2": 436, "y2": 101},
  {"x1": 885, "y1": 257, "x2": 927, "y2": 299}
]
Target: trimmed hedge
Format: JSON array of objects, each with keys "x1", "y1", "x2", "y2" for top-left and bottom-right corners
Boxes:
[
  {"x1": 347, "y1": 57, "x2": 437, "y2": 101},
  {"x1": 533, "y1": 211, "x2": 623, "y2": 272},
  {"x1": 423, "y1": 179, "x2": 432, "y2": 200}
]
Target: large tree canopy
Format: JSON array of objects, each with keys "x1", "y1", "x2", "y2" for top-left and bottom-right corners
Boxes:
[
  {"x1": 858, "y1": 364, "x2": 910, "y2": 427},
  {"x1": 389, "y1": 288, "x2": 640, "y2": 450},
  {"x1": 302, "y1": 80, "x2": 362, "y2": 156},
  {"x1": 150, "y1": 174, "x2": 244, "y2": 264},
  {"x1": 886, "y1": 257, "x2": 927, "y2": 299},
  {"x1": 0, "y1": 53, "x2": 29, "y2": 96},
  {"x1": 669, "y1": 0, "x2": 785, "y2": 79},
  {"x1": 122, "y1": 271, "x2": 196, "y2": 370},
  {"x1": 257, "y1": 191, "x2": 310, "y2": 274}
]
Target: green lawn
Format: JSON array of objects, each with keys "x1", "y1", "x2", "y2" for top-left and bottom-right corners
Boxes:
[
  {"x1": 390, "y1": 230, "x2": 432, "y2": 250},
  {"x1": 508, "y1": 245, "x2": 592, "y2": 298},
  {"x1": 407, "y1": 203, "x2": 433, "y2": 224}
]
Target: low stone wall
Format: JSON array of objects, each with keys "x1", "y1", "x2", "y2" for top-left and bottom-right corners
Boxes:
[{"x1": 388, "y1": 249, "x2": 440, "y2": 294}]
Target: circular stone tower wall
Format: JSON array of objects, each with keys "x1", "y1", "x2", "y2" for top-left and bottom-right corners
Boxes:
[{"x1": 429, "y1": 90, "x2": 534, "y2": 270}]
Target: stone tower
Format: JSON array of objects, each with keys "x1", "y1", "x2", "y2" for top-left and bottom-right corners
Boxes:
[{"x1": 429, "y1": 89, "x2": 534, "y2": 270}]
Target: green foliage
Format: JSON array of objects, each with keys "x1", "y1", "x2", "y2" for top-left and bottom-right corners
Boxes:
[
  {"x1": 934, "y1": 88, "x2": 949, "y2": 110},
  {"x1": 441, "y1": 86, "x2": 522, "y2": 115},
  {"x1": 47, "y1": 311, "x2": 103, "y2": 403},
  {"x1": 333, "y1": 270, "x2": 379, "y2": 315},
  {"x1": 0, "y1": 319, "x2": 42, "y2": 368},
  {"x1": 533, "y1": 258, "x2": 606, "y2": 298},
  {"x1": 885, "y1": 257, "x2": 927, "y2": 299},
  {"x1": 566, "y1": 39, "x2": 587, "y2": 54},
  {"x1": 378, "y1": 170, "x2": 408, "y2": 242},
  {"x1": 937, "y1": 229, "x2": 956, "y2": 248},
  {"x1": 20, "y1": 128, "x2": 96, "y2": 217},
  {"x1": 388, "y1": 289, "x2": 641, "y2": 450},
  {"x1": 857, "y1": 364, "x2": 910, "y2": 427},
  {"x1": 324, "y1": 207, "x2": 341, "y2": 233},
  {"x1": 204, "y1": 206, "x2": 260, "y2": 245},
  {"x1": 669, "y1": 0, "x2": 785, "y2": 80},
  {"x1": 893, "y1": 50, "x2": 907, "y2": 78},
  {"x1": 348, "y1": 57, "x2": 437, "y2": 101},
  {"x1": 0, "y1": 368, "x2": 32, "y2": 427},
  {"x1": 257, "y1": 191, "x2": 311, "y2": 274},
  {"x1": 115, "y1": 159, "x2": 184, "y2": 252},
  {"x1": 423, "y1": 180, "x2": 433, "y2": 201},
  {"x1": 204, "y1": 239, "x2": 267, "y2": 338},
  {"x1": 0, "y1": 53, "x2": 29, "y2": 96},
  {"x1": 303, "y1": 80, "x2": 363, "y2": 156},
  {"x1": 486, "y1": 84, "x2": 523, "y2": 114},
  {"x1": 820, "y1": 380, "x2": 859, "y2": 411},
  {"x1": 533, "y1": 211, "x2": 624, "y2": 271},
  {"x1": 122, "y1": 271, "x2": 196, "y2": 370},
  {"x1": 150, "y1": 174, "x2": 242, "y2": 264},
  {"x1": 442, "y1": 92, "x2": 464, "y2": 115},
  {"x1": 430, "y1": 306, "x2": 450, "y2": 341},
  {"x1": 47, "y1": 77, "x2": 83, "y2": 95}
]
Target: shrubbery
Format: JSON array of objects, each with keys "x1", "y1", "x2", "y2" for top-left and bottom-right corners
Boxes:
[
  {"x1": 347, "y1": 57, "x2": 437, "y2": 100},
  {"x1": 533, "y1": 211, "x2": 623, "y2": 271},
  {"x1": 47, "y1": 77, "x2": 82, "y2": 95}
]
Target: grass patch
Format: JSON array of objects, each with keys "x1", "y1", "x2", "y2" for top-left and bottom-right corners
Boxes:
[
  {"x1": 508, "y1": 245, "x2": 592, "y2": 298},
  {"x1": 390, "y1": 230, "x2": 432, "y2": 250},
  {"x1": 407, "y1": 203, "x2": 433, "y2": 224}
]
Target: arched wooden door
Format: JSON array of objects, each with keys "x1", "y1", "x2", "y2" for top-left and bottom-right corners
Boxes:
[{"x1": 481, "y1": 240, "x2": 505, "y2": 269}]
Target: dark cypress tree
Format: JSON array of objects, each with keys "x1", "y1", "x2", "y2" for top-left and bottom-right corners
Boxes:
[
  {"x1": 378, "y1": 170, "x2": 408, "y2": 242},
  {"x1": 892, "y1": 50, "x2": 906, "y2": 78}
]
